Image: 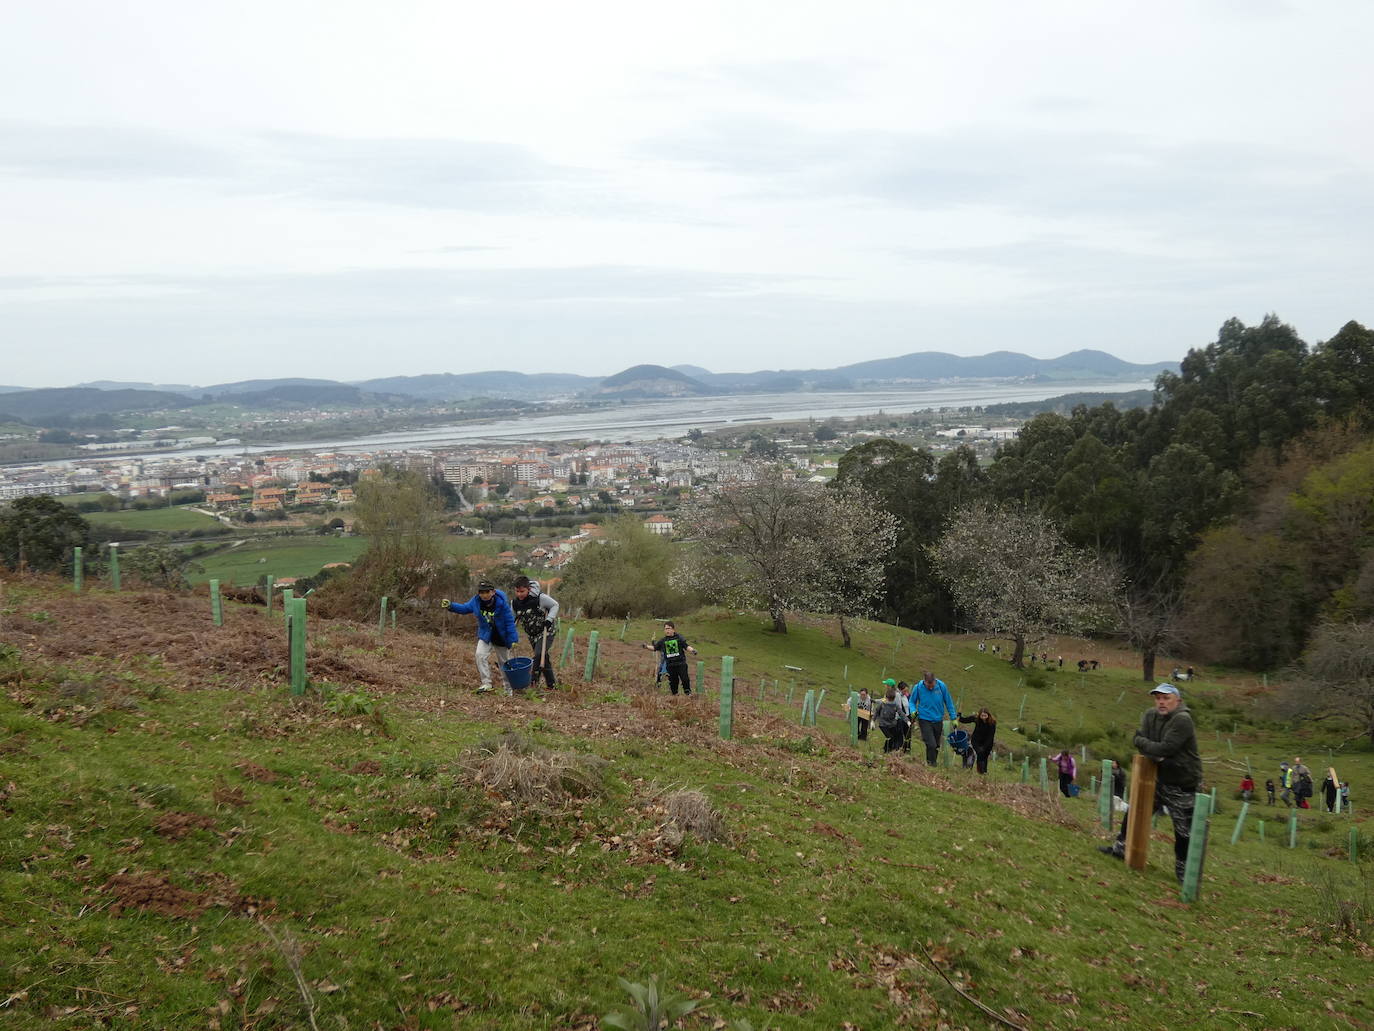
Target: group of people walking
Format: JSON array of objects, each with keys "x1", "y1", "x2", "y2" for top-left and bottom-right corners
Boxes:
[{"x1": 844, "y1": 671, "x2": 999, "y2": 773}]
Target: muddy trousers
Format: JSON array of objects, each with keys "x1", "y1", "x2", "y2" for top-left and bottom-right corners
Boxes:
[
  {"x1": 1114, "y1": 781, "x2": 1195, "y2": 877},
  {"x1": 475, "y1": 639, "x2": 512, "y2": 690}
]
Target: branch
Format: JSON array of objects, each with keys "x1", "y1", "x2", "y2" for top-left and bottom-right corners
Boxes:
[{"x1": 914, "y1": 938, "x2": 1027, "y2": 1031}]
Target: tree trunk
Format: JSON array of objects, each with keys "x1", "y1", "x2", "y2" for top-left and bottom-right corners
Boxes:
[
  {"x1": 1010, "y1": 635, "x2": 1026, "y2": 669},
  {"x1": 769, "y1": 605, "x2": 788, "y2": 634},
  {"x1": 1142, "y1": 647, "x2": 1156, "y2": 683},
  {"x1": 839, "y1": 614, "x2": 851, "y2": 648}
]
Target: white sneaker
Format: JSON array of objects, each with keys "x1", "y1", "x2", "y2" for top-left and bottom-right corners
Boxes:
[{"x1": 476, "y1": 684, "x2": 493, "y2": 694}]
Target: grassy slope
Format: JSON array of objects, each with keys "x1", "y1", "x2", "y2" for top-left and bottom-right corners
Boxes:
[
  {"x1": 0, "y1": 580, "x2": 1370, "y2": 1031},
  {"x1": 186, "y1": 535, "x2": 517, "y2": 586}
]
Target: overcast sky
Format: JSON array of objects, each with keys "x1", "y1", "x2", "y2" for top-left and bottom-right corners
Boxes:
[{"x1": 2, "y1": 1, "x2": 1371, "y2": 387}]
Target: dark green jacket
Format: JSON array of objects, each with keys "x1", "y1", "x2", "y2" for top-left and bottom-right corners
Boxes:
[{"x1": 1133, "y1": 704, "x2": 1201, "y2": 790}]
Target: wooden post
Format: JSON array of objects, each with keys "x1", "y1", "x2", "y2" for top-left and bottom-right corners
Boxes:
[
  {"x1": 719, "y1": 656, "x2": 734, "y2": 740},
  {"x1": 289, "y1": 596, "x2": 307, "y2": 696},
  {"x1": 1124, "y1": 758, "x2": 1156, "y2": 870},
  {"x1": 582, "y1": 630, "x2": 600, "y2": 682},
  {"x1": 1230, "y1": 802, "x2": 1249, "y2": 845},
  {"x1": 1180, "y1": 792, "x2": 1212, "y2": 903},
  {"x1": 1100, "y1": 759, "x2": 1117, "y2": 831},
  {"x1": 210, "y1": 578, "x2": 223, "y2": 627},
  {"x1": 108, "y1": 543, "x2": 120, "y2": 591},
  {"x1": 265, "y1": 575, "x2": 274, "y2": 614},
  {"x1": 72, "y1": 547, "x2": 83, "y2": 592}
]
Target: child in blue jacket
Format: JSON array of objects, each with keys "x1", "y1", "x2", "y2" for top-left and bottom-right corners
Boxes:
[{"x1": 442, "y1": 577, "x2": 519, "y2": 694}]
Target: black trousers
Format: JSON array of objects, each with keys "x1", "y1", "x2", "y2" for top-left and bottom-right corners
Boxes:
[
  {"x1": 665, "y1": 663, "x2": 691, "y2": 695},
  {"x1": 917, "y1": 719, "x2": 943, "y2": 765},
  {"x1": 973, "y1": 746, "x2": 991, "y2": 774},
  {"x1": 857, "y1": 718, "x2": 870, "y2": 741},
  {"x1": 528, "y1": 632, "x2": 557, "y2": 689}
]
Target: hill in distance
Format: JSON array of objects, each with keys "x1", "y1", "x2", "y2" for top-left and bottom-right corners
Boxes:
[{"x1": 596, "y1": 364, "x2": 709, "y2": 397}]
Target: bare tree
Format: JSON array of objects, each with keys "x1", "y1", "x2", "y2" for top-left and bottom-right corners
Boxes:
[
  {"x1": 929, "y1": 502, "x2": 1115, "y2": 668},
  {"x1": 1271, "y1": 621, "x2": 1374, "y2": 745},
  {"x1": 674, "y1": 473, "x2": 896, "y2": 636},
  {"x1": 1114, "y1": 572, "x2": 1187, "y2": 682}
]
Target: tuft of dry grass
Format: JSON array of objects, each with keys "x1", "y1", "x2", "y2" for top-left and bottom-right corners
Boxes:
[
  {"x1": 661, "y1": 788, "x2": 727, "y2": 844},
  {"x1": 465, "y1": 735, "x2": 609, "y2": 806}
]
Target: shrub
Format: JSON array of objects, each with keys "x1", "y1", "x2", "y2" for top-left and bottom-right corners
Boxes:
[{"x1": 464, "y1": 734, "x2": 609, "y2": 806}]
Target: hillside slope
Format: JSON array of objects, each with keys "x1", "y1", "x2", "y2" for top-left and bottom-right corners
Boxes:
[{"x1": 0, "y1": 578, "x2": 1368, "y2": 1030}]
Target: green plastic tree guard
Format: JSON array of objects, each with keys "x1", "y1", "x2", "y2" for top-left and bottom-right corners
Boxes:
[
  {"x1": 210, "y1": 579, "x2": 223, "y2": 627},
  {"x1": 1039, "y1": 757, "x2": 1049, "y2": 793},
  {"x1": 582, "y1": 630, "x2": 600, "y2": 682},
  {"x1": 281, "y1": 589, "x2": 294, "y2": 628},
  {"x1": 619, "y1": 619, "x2": 628, "y2": 641},
  {"x1": 1258, "y1": 820, "x2": 1265, "y2": 842},
  {"x1": 1289, "y1": 813, "x2": 1298, "y2": 849},
  {"x1": 1018, "y1": 694, "x2": 1027, "y2": 721},
  {"x1": 815, "y1": 689, "x2": 826, "y2": 722},
  {"x1": 108, "y1": 544, "x2": 121, "y2": 591},
  {"x1": 1020, "y1": 758, "x2": 1029, "y2": 784},
  {"x1": 559, "y1": 628, "x2": 575, "y2": 668},
  {"x1": 801, "y1": 689, "x2": 815, "y2": 726},
  {"x1": 1180, "y1": 792, "x2": 1212, "y2": 903},
  {"x1": 1230, "y1": 802, "x2": 1249, "y2": 845},
  {"x1": 390, "y1": 610, "x2": 396, "y2": 629},
  {"x1": 265, "y1": 575, "x2": 274, "y2": 614},
  {"x1": 1099, "y1": 760, "x2": 1114, "y2": 829},
  {"x1": 378, "y1": 596, "x2": 389, "y2": 636},
  {"x1": 1210, "y1": 787, "x2": 1217, "y2": 814},
  {"x1": 1090, "y1": 775, "x2": 1098, "y2": 797},
  {"x1": 848, "y1": 691, "x2": 859, "y2": 746},
  {"x1": 72, "y1": 547, "x2": 83, "y2": 592},
  {"x1": 289, "y1": 596, "x2": 307, "y2": 696},
  {"x1": 719, "y1": 656, "x2": 735, "y2": 739}
]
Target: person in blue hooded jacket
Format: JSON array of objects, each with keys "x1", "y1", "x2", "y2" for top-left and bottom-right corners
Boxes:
[
  {"x1": 441, "y1": 576, "x2": 519, "y2": 694},
  {"x1": 913, "y1": 670, "x2": 957, "y2": 766}
]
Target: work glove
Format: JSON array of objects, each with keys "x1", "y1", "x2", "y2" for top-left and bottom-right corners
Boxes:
[
  {"x1": 440, "y1": 598, "x2": 450, "y2": 609},
  {"x1": 544, "y1": 619, "x2": 556, "y2": 633}
]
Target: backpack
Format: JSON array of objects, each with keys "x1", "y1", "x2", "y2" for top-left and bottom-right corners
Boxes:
[{"x1": 876, "y1": 700, "x2": 904, "y2": 731}]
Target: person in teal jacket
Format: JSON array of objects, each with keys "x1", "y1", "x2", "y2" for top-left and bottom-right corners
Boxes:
[
  {"x1": 913, "y1": 670, "x2": 957, "y2": 766},
  {"x1": 442, "y1": 577, "x2": 519, "y2": 695}
]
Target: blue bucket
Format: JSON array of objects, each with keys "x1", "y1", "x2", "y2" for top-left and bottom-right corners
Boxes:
[{"x1": 503, "y1": 656, "x2": 534, "y2": 691}]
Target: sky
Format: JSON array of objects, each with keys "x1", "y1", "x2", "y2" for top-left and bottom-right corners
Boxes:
[{"x1": 2, "y1": 1, "x2": 1371, "y2": 388}]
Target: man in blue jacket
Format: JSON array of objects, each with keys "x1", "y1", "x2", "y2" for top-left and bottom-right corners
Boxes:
[
  {"x1": 442, "y1": 577, "x2": 519, "y2": 694},
  {"x1": 913, "y1": 669, "x2": 957, "y2": 766}
]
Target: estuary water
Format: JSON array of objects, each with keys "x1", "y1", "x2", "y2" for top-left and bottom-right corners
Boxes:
[{"x1": 95, "y1": 380, "x2": 1154, "y2": 462}]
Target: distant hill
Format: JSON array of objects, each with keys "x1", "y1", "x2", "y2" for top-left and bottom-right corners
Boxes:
[
  {"x1": 0, "y1": 385, "x2": 30, "y2": 394},
  {"x1": 0, "y1": 387, "x2": 199, "y2": 422},
  {"x1": 982, "y1": 389, "x2": 1156, "y2": 417},
  {"x1": 354, "y1": 371, "x2": 594, "y2": 401},
  {"x1": 596, "y1": 364, "x2": 709, "y2": 397},
  {"x1": 75, "y1": 380, "x2": 202, "y2": 394},
  {"x1": 830, "y1": 349, "x2": 1171, "y2": 383},
  {"x1": 216, "y1": 384, "x2": 408, "y2": 407},
  {"x1": 202, "y1": 378, "x2": 343, "y2": 397}
]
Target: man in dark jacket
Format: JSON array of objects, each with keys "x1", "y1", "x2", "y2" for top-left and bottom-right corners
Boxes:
[
  {"x1": 442, "y1": 577, "x2": 519, "y2": 695},
  {"x1": 1099, "y1": 683, "x2": 1202, "y2": 882},
  {"x1": 511, "y1": 575, "x2": 559, "y2": 690}
]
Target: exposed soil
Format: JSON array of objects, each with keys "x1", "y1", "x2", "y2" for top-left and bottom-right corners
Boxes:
[
  {"x1": 152, "y1": 811, "x2": 218, "y2": 840},
  {"x1": 101, "y1": 870, "x2": 268, "y2": 918}
]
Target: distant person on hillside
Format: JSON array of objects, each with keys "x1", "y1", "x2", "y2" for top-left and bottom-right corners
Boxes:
[
  {"x1": 897, "y1": 681, "x2": 914, "y2": 753},
  {"x1": 1240, "y1": 775, "x2": 1255, "y2": 803},
  {"x1": 913, "y1": 670, "x2": 957, "y2": 766},
  {"x1": 442, "y1": 577, "x2": 518, "y2": 695},
  {"x1": 1049, "y1": 749, "x2": 1078, "y2": 797},
  {"x1": 642, "y1": 621, "x2": 697, "y2": 695},
  {"x1": 1099, "y1": 684, "x2": 1202, "y2": 883},
  {"x1": 1265, "y1": 778, "x2": 1276, "y2": 805},
  {"x1": 1112, "y1": 762, "x2": 1126, "y2": 801},
  {"x1": 1321, "y1": 772, "x2": 1338, "y2": 813},
  {"x1": 1293, "y1": 757, "x2": 1313, "y2": 809},
  {"x1": 1278, "y1": 763, "x2": 1294, "y2": 807},
  {"x1": 875, "y1": 686, "x2": 907, "y2": 754},
  {"x1": 511, "y1": 575, "x2": 559, "y2": 690},
  {"x1": 957, "y1": 708, "x2": 997, "y2": 774},
  {"x1": 1340, "y1": 783, "x2": 1350, "y2": 810}
]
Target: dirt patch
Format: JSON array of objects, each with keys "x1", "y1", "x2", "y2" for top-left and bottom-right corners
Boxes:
[
  {"x1": 101, "y1": 871, "x2": 268, "y2": 918},
  {"x1": 152, "y1": 811, "x2": 217, "y2": 840},
  {"x1": 235, "y1": 762, "x2": 279, "y2": 783},
  {"x1": 348, "y1": 760, "x2": 382, "y2": 775},
  {"x1": 212, "y1": 781, "x2": 247, "y2": 807}
]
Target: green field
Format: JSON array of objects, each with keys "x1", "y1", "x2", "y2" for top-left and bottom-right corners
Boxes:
[
  {"x1": 189, "y1": 535, "x2": 372, "y2": 585},
  {"x1": 85, "y1": 506, "x2": 225, "y2": 532},
  {"x1": 0, "y1": 581, "x2": 1369, "y2": 1029}
]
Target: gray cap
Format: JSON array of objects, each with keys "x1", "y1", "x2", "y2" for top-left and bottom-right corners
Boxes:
[{"x1": 1150, "y1": 683, "x2": 1180, "y2": 696}]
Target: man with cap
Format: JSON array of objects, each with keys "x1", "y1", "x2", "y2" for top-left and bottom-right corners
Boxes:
[
  {"x1": 441, "y1": 577, "x2": 519, "y2": 694},
  {"x1": 913, "y1": 670, "x2": 957, "y2": 766},
  {"x1": 1099, "y1": 683, "x2": 1202, "y2": 882}
]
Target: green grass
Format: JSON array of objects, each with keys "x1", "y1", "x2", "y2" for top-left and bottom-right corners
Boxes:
[
  {"x1": 0, "y1": 583, "x2": 1369, "y2": 1030},
  {"x1": 189, "y1": 535, "x2": 371, "y2": 585},
  {"x1": 85, "y1": 506, "x2": 225, "y2": 532}
]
